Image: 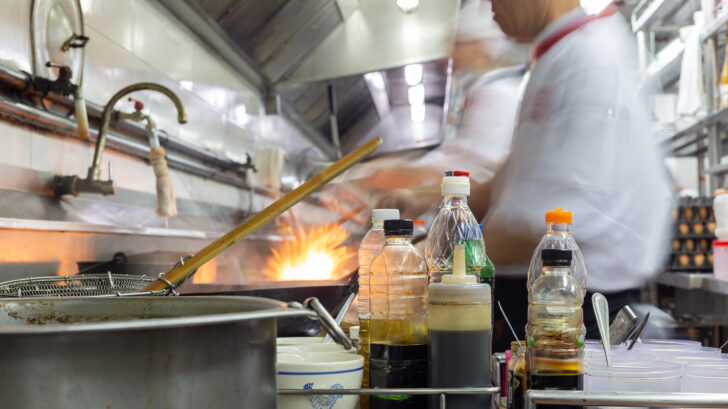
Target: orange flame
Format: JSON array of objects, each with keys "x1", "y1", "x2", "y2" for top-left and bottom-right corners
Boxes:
[{"x1": 266, "y1": 224, "x2": 354, "y2": 281}]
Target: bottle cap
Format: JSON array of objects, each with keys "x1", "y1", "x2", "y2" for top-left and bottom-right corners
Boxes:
[
  {"x1": 384, "y1": 219, "x2": 414, "y2": 236},
  {"x1": 372, "y1": 209, "x2": 400, "y2": 223},
  {"x1": 545, "y1": 207, "x2": 573, "y2": 224},
  {"x1": 442, "y1": 176, "x2": 470, "y2": 196},
  {"x1": 541, "y1": 249, "x2": 572, "y2": 267},
  {"x1": 453, "y1": 170, "x2": 470, "y2": 177},
  {"x1": 413, "y1": 219, "x2": 425, "y2": 226}
]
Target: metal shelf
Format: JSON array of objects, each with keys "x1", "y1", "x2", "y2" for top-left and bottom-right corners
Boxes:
[
  {"x1": 701, "y1": 10, "x2": 728, "y2": 41},
  {"x1": 632, "y1": 0, "x2": 700, "y2": 32},
  {"x1": 661, "y1": 106, "x2": 728, "y2": 155},
  {"x1": 655, "y1": 272, "x2": 728, "y2": 295}
]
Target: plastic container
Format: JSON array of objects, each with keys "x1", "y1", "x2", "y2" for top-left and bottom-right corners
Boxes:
[
  {"x1": 641, "y1": 338, "x2": 703, "y2": 348},
  {"x1": 428, "y1": 244, "x2": 492, "y2": 409},
  {"x1": 713, "y1": 240, "x2": 728, "y2": 279},
  {"x1": 684, "y1": 364, "x2": 728, "y2": 393},
  {"x1": 425, "y1": 171, "x2": 486, "y2": 283},
  {"x1": 527, "y1": 208, "x2": 587, "y2": 295},
  {"x1": 369, "y1": 219, "x2": 429, "y2": 409},
  {"x1": 585, "y1": 360, "x2": 682, "y2": 398},
  {"x1": 358, "y1": 208, "x2": 399, "y2": 395}
]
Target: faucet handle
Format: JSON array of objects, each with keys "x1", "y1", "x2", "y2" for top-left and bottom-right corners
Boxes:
[{"x1": 127, "y1": 97, "x2": 145, "y2": 112}]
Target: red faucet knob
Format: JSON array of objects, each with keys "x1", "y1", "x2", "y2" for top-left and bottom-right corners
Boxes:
[{"x1": 128, "y1": 97, "x2": 144, "y2": 111}]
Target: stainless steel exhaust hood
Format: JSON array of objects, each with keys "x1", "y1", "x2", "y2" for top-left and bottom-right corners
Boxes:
[{"x1": 159, "y1": 0, "x2": 459, "y2": 158}]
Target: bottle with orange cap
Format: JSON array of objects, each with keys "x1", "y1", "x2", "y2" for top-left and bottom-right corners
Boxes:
[
  {"x1": 526, "y1": 208, "x2": 587, "y2": 295},
  {"x1": 525, "y1": 208, "x2": 587, "y2": 407}
]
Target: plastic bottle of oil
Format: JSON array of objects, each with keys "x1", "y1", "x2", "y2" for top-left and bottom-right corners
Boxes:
[
  {"x1": 358, "y1": 208, "x2": 400, "y2": 404},
  {"x1": 425, "y1": 171, "x2": 486, "y2": 283},
  {"x1": 369, "y1": 219, "x2": 428, "y2": 409},
  {"x1": 526, "y1": 249, "x2": 585, "y2": 409}
]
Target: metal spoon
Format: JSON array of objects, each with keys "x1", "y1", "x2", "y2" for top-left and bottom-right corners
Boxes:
[
  {"x1": 592, "y1": 293, "x2": 612, "y2": 366},
  {"x1": 627, "y1": 312, "x2": 650, "y2": 350}
]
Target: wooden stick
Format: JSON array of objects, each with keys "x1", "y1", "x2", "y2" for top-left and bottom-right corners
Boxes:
[{"x1": 142, "y1": 137, "x2": 383, "y2": 292}]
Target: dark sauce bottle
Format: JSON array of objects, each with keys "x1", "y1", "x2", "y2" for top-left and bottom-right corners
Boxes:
[
  {"x1": 368, "y1": 220, "x2": 429, "y2": 409},
  {"x1": 428, "y1": 244, "x2": 493, "y2": 409}
]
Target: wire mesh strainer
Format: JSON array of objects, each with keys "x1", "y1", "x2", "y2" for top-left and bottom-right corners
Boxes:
[{"x1": 0, "y1": 272, "x2": 177, "y2": 298}]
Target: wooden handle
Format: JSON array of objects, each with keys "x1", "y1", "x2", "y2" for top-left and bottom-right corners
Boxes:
[{"x1": 142, "y1": 137, "x2": 383, "y2": 292}]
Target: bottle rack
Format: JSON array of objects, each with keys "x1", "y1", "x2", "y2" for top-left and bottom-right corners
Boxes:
[
  {"x1": 667, "y1": 197, "x2": 717, "y2": 272},
  {"x1": 279, "y1": 387, "x2": 728, "y2": 409}
]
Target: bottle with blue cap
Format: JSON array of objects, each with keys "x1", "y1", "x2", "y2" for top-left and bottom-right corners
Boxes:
[{"x1": 425, "y1": 171, "x2": 488, "y2": 283}]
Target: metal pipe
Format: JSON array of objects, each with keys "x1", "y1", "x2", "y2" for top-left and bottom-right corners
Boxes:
[
  {"x1": 91, "y1": 83, "x2": 187, "y2": 181},
  {"x1": 279, "y1": 387, "x2": 500, "y2": 396},
  {"x1": 525, "y1": 390, "x2": 728, "y2": 409},
  {"x1": 0, "y1": 96, "x2": 246, "y2": 189},
  {"x1": 0, "y1": 65, "x2": 251, "y2": 187}
]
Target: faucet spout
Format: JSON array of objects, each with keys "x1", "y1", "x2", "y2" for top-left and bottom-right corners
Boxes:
[{"x1": 88, "y1": 82, "x2": 187, "y2": 181}]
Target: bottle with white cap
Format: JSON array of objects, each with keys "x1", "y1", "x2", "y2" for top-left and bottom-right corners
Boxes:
[
  {"x1": 358, "y1": 208, "x2": 399, "y2": 397},
  {"x1": 425, "y1": 171, "x2": 487, "y2": 283},
  {"x1": 428, "y1": 244, "x2": 492, "y2": 409}
]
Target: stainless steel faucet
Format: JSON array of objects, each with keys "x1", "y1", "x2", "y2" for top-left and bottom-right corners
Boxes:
[{"x1": 52, "y1": 82, "x2": 187, "y2": 196}]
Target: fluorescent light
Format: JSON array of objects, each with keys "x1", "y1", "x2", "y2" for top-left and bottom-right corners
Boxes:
[
  {"x1": 408, "y1": 84, "x2": 425, "y2": 106},
  {"x1": 364, "y1": 71, "x2": 386, "y2": 90},
  {"x1": 404, "y1": 64, "x2": 423, "y2": 86},
  {"x1": 410, "y1": 104, "x2": 425, "y2": 123},
  {"x1": 396, "y1": 0, "x2": 419, "y2": 13}
]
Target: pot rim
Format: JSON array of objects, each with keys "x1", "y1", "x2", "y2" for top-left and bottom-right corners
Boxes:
[{"x1": 0, "y1": 296, "x2": 315, "y2": 334}]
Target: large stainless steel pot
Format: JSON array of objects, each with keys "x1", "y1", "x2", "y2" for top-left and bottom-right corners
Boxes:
[{"x1": 0, "y1": 296, "x2": 312, "y2": 409}]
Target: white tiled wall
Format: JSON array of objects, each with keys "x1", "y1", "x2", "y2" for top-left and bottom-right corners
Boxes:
[{"x1": 0, "y1": 0, "x2": 319, "y2": 210}]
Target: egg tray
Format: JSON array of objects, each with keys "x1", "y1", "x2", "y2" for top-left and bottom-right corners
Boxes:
[{"x1": 666, "y1": 198, "x2": 716, "y2": 273}]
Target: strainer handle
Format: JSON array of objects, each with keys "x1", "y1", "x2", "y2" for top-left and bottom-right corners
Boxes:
[{"x1": 289, "y1": 297, "x2": 352, "y2": 350}]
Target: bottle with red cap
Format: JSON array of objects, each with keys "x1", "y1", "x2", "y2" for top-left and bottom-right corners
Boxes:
[
  {"x1": 526, "y1": 208, "x2": 587, "y2": 294},
  {"x1": 425, "y1": 170, "x2": 487, "y2": 284}
]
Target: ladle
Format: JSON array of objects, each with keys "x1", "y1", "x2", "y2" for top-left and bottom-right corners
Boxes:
[{"x1": 592, "y1": 293, "x2": 612, "y2": 366}]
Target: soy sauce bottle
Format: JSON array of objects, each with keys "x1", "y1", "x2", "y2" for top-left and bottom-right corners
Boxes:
[
  {"x1": 369, "y1": 219, "x2": 428, "y2": 409},
  {"x1": 526, "y1": 249, "x2": 585, "y2": 409},
  {"x1": 428, "y1": 244, "x2": 492, "y2": 409}
]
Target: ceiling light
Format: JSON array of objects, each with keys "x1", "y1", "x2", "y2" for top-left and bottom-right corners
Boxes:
[
  {"x1": 404, "y1": 64, "x2": 423, "y2": 86},
  {"x1": 234, "y1": 104, "x2": 249, "y2": 125},
  {"x1": 410, "y1": 104, "x2": 425, "y2": 123},
  {"x1": 364, "y1": 71, "x2": 386, "y2": 90},
  {"x1": 396, "y1": 0, "x2": 419, "y2": 13},
  {"x1": 408, "y1": 84, "x2": 425, "y2": 106}
]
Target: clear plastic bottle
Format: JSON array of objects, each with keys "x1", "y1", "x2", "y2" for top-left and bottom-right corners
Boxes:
[
  {"x1": 527, "y1": 208, "x2": 586, "y2": 295},
  {"x1": 526, "y1": 249, "x2": 585, "y2": 409},
  {"x1": 369, "y1": 219, "x2": 428, "y2": 409},
  {"x1": 425, "y1": 171, "x2": 486, "y2": 283},
  {"x1": 358, "y1": 208, "x2": 399, "y2": 402}
]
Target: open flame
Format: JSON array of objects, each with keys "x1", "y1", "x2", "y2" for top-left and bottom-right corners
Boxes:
[{"x1": 266, "y1": 224, "x2": 354, "y2": 281}]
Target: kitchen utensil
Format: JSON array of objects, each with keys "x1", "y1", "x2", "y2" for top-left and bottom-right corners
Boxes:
[
  {"x1": 278, "y1": 337, "x2": 326, "y2": 345},
  {"x1": 498, "y1": 300, "x2": 523, "y2": 349},
  {"x1": 183, "y1": 271, "x2": 359, "y2": 337},
  {"x1": 277, "y1": 352, "x2": 364, "y2": 409},
  {"x1": 610, "y1": 305, "x2": 639, "y2": 344},
  {"x1": 31, "y1": 0, "x2": 86, "y2": 85},
  {"x1": 627, "y1": 312, "x2": 650, "y2": 350},
  {"x1": 0, "y1": 137, "x2": 382, "y2": 298},
  {"x1": 323, "y1": 290, "x2": 356, "y2": 343},
  {"x1": 0, "y1": 296, "x2": 315, "y2": 409},
  {"x1": 592, "y1": 293, "x2": 612, "y2": 366},
  {"x1": 142, "y1": 137, "x2": 383, "y2": 292}
]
